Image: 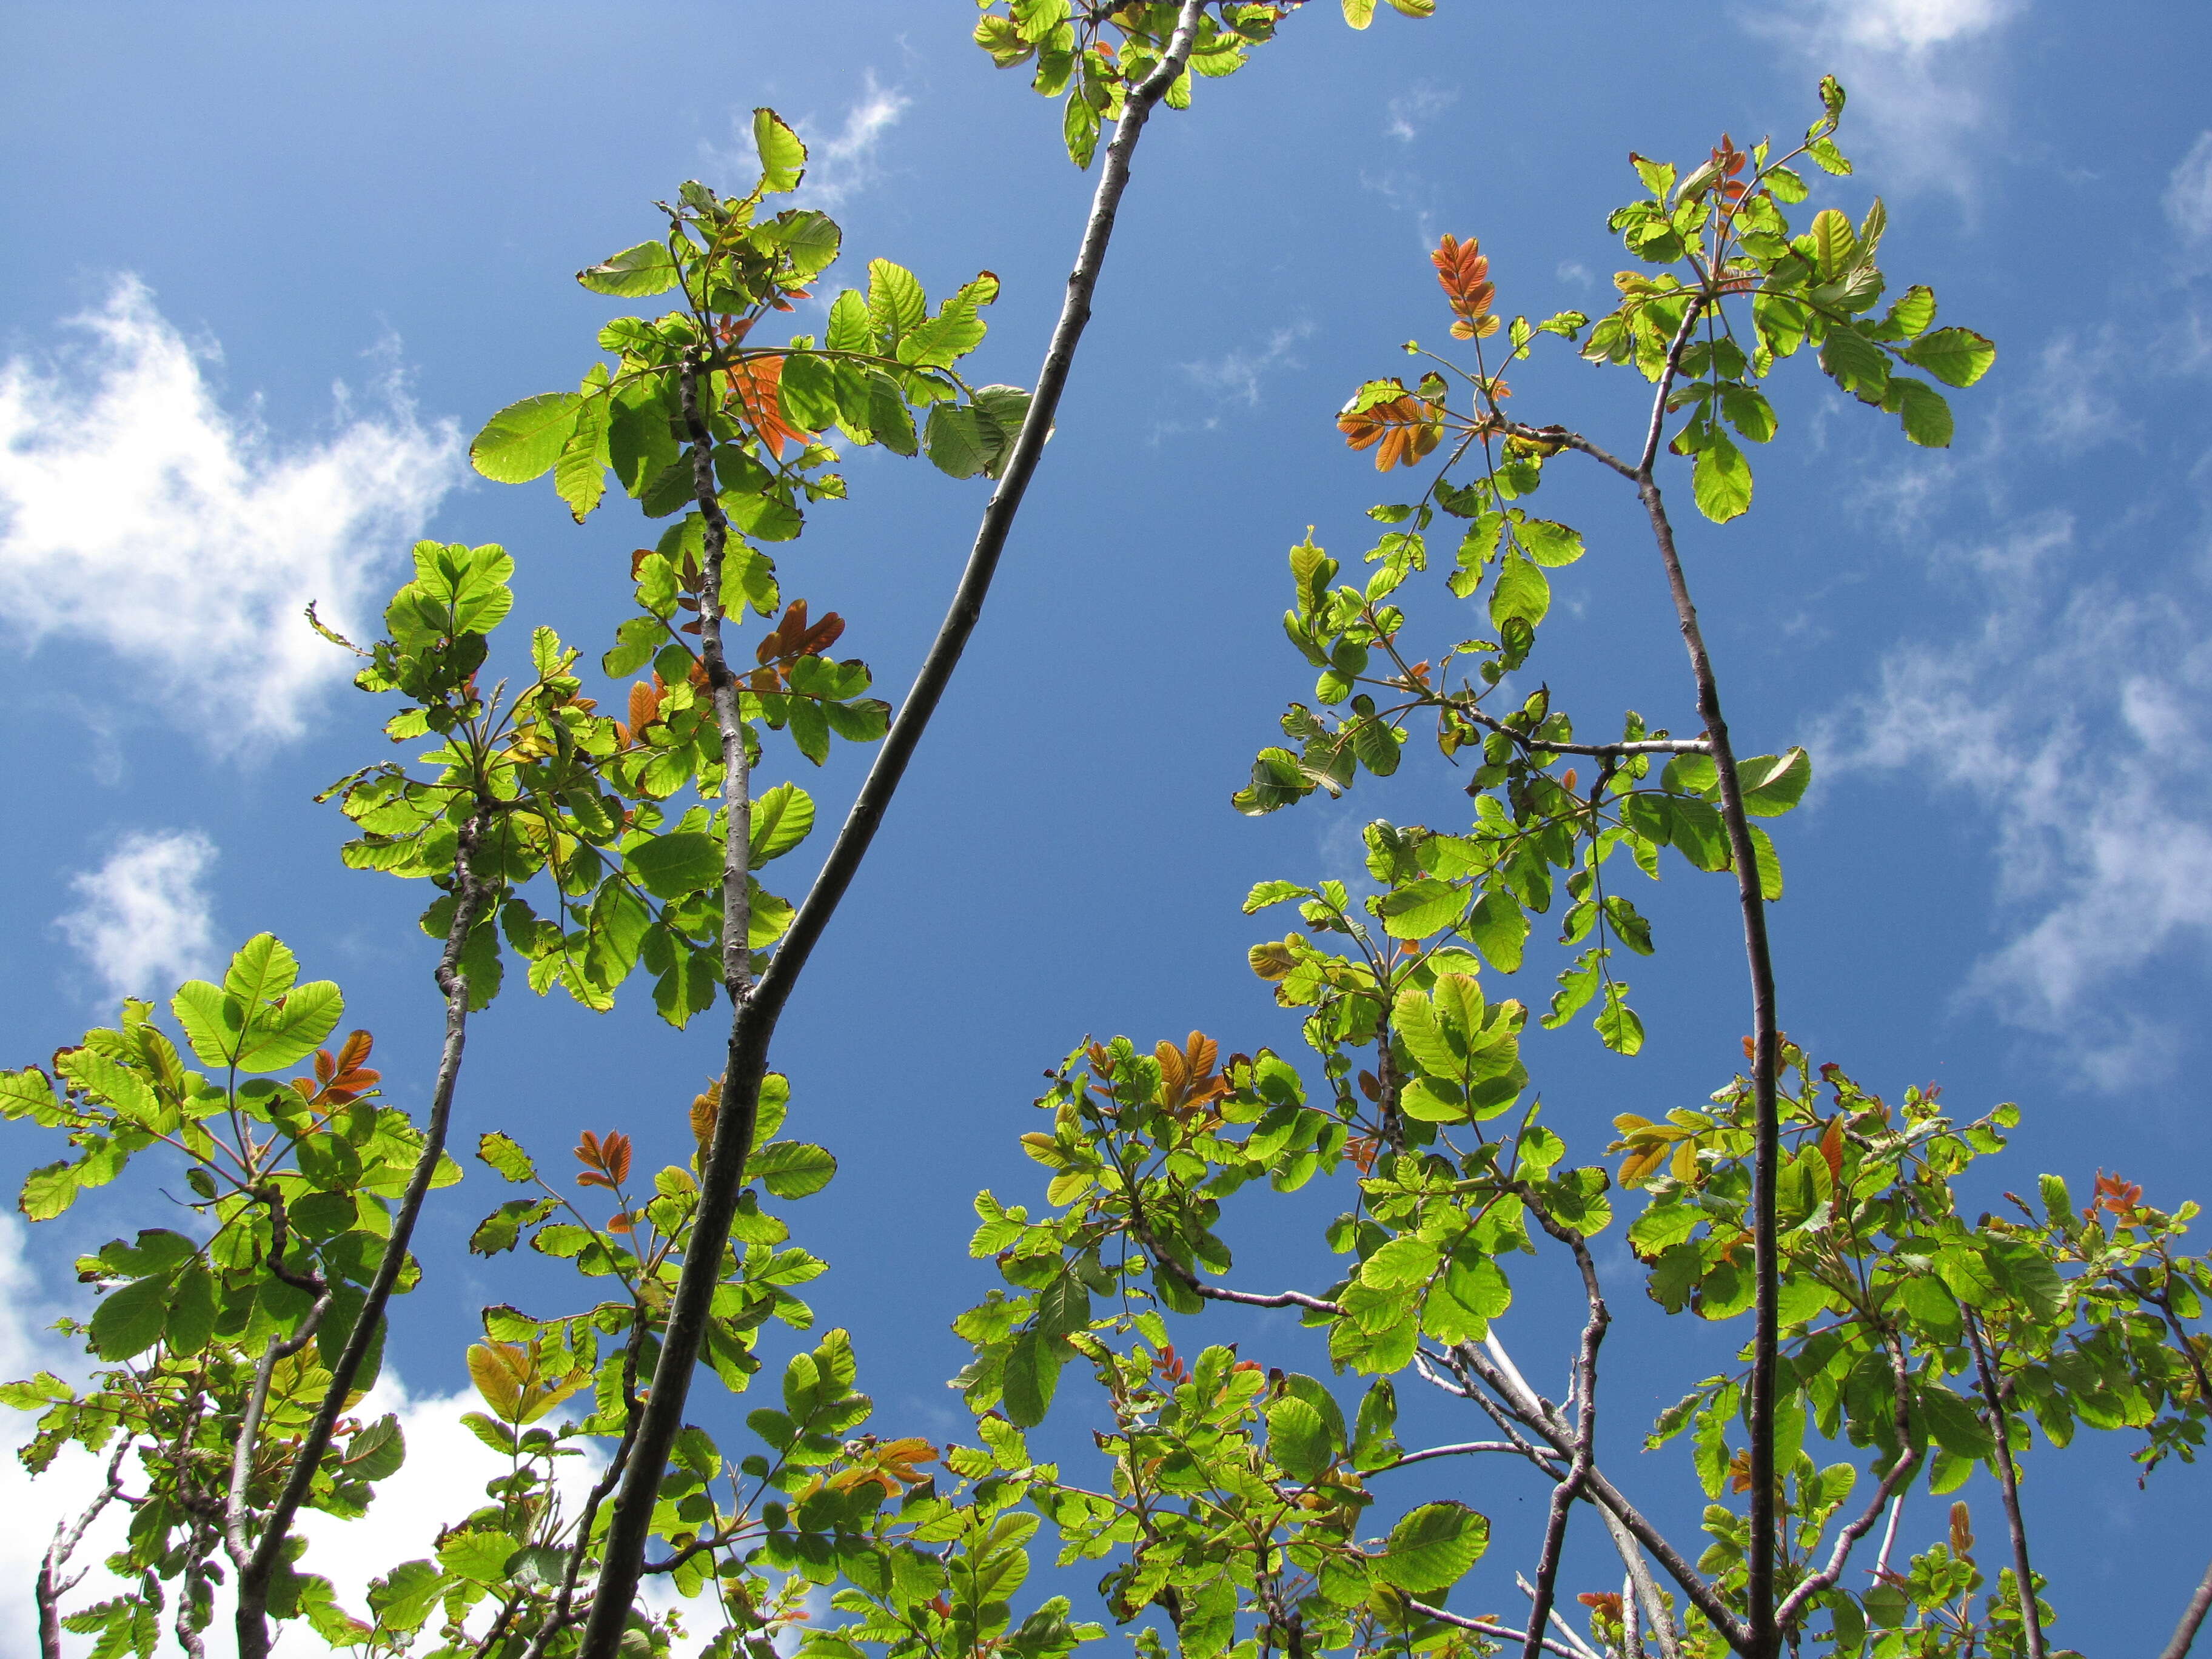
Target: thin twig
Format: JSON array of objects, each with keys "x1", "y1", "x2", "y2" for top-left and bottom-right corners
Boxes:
[
  {"x1": 1452, "y1": 699, "x2": 1711, "y2": 757},
  {"x1": 1967, "y1": 1313, "x2": 2045, "y2": 1659},
  {"x1": 38, "y1": 1437, "x2": 132, "y2": 1659},
  {"x1": 571, "y1": 11, "x2": 1212, "y2": 1654},
  {"x1": 1597, "y1": 1501, "x2": 1681, "y2": 1659},
  {"x1": 235, "y1": 813, "x2": 491, "y2": 1659},
  {"x1": 1366, "y1": 1439, "x2": 1526, "y2": 1472},
  {"x1": 1519, "y1": 1210, "x2": 1610, "y2": 1659},
  {"x1": 1406, "y1": 1600, "x2": 1589, "y2": 1659},
  {"x1": 1774, "y1": 1333, "x2": 1919, "y2": 1631}
]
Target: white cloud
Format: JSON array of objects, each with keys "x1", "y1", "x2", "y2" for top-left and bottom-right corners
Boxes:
[
  {"x1": 714, "y1": 74, "x2": 910, "y2": 211},
  {"x1": 2167, "y1": 132, "x2": 2212, "y2": 244},
  {"x1": 55, "y1": 829, "x2": 220, "y2": 1001},
  {"x1": 1181, "y1": 322, "x2": 1315, "y2": 410},
  {"x1": 1384, "y1": 82, "x2": 1455, "y2": 144},
  {"x1": 1749, "y1": 0, "x2": 2023, "y2": 196},
  {"x1": 1818, "y1": 509, "x2": 2212, "y2": 1084},
  {"x1": 0, "y1": 279, "x2": 463, "y2": 757}
]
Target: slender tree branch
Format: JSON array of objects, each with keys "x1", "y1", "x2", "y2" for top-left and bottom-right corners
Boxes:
[
  {"x1": 1366, "y1": 1439, "x2": 1526, "y2": 1471},
  {"x1": 1520, "y1": 1213, "x2": 1610, "y2": 1659},
  {"x1": 1774, "y1": 1337, "x2": 1918, "y2": 1631},
  {"x1": 1597, "y1": 1506, "x2": 1681, "y2": 1659},
  {"x1": 572, "y1": 11, "x2": 1210, "y2": 1654},
  {"x1": 2161, "y1": 1557, "x2": 2212, "y2": 1659},
  {"x1": 235, "y1": 813, "x2": 491, "y2": 1659},
  {"x1": 1622, "y1": 1569, "x2": 1642, "y2": 1659},
  {"x1": 1621, "y1": 293, "x2": 1784, "y2": 1657},
  {"x1": 1966, "y1": 1313, "x2": 2045, "y2": 1659},
  {"x1": 1450, "y1": 699, "x2": 1711, "y2": 757},
  {"x1": 1406, "y1": 1600, "x2": 1589, "y2": 1659},
  {"x1": 1873, "y1": 1492, "x2": 1905, "y2": 1581},
  {"x1": 680, "y1": 355, "x2": 755, "y2": 1007},
  {"x1": 38, "y1": 1437, "x2": 132, "y2": 1659}
]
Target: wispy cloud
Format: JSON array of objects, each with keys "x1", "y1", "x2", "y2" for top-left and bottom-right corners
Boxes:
[
  {"x1": 1384, "y1": 82, "x2": 1456, "y2": 144},
  {"x1": 55, "y1": 829, "x2": 220, "y2": 1002},
  {"x1": 712, "y1": 73, "x2": 911, "y2": 210},
  {"x1": 2167, "y1": 132, "x2": 2212, "y2": 246},
  {"x1": 1182, "y1": 323, "x2": 1315, "y2": 410},
  {"x1": 1749, "y1": 0, "x2": 2024, "y2": 197},
  {"x1": 1818, "y1": 508, "x2": 2212, "y2": 1087},
  {"x1": 0, "y1": 280, "x2": 463, "y2": 756}
]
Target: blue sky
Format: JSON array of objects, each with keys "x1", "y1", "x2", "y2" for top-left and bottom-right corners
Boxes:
[{"x1": 3, "y1": 1, "x2": 2211, "y2": 1652}]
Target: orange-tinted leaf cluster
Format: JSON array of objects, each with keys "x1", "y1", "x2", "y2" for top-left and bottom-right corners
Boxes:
[
  {"x1": 1155, "y1": 1343, "x2": 1191, "y2": 1384},
  {"x1": 1345, "y1": 1132, "x2": 1383, "y2": 1175},
  {"x1": 575, "y1": 1129, "x2": 632, "y2": 1190},
  {"x1": 692, "y1": 1076, "x2": 723, "y2": 1156},
  {"x1": 1817, "y1": 1117, "x2": 1845, "y2": 1185},
  {"x1": 2090, "y1": 1169, "x2": 2144, "y2": 1221},
  {"x1": 1577, "y1": 1593, "x2": 1624, "y2": 1620},
  {"x1": 290, "y1": 1030, "x2": 380, "y2": 1110},
  {"x1": 827, "y1": 1436, "x2": 938, "y2": 1499},
  {"x1": 727, "y1": 353, "x2": 813, "y2": 461},
  {"x1": 1432, "y1": 233, "x2": 1499, "y2": 341},
  {"x1": 1949, "y1": 1500, "x2": 1975, "y2": 1561},
  {"x1": 1156, "y1": 1031, "x2": 1228, "y2": 1116},
  {"x1": 1709, "y1": 134, "x2": 1749, "y2": 206},
  {"x1": 614, "y1": 677, "x2": 668, "y2": 749},
  {"x1": 1338, "y1": 387, "x2": 1441, "y2": 472},
  {"x1": 749, "y1": 600, "x2": 846, "y2": 692}
]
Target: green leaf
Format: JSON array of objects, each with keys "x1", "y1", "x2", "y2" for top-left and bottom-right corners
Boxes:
[
  {"x1": 1819, "y1": 325, "x2": 1891, "y2": 405},
  {"x1": 1901, "y1": 327, "x2": 1996, "y2": 389},
  {"x1": 1516, "y1": 518, "x2": 1584, "y2": 566},
  {"x1": 172, "y1": 982, "x2": 244, "y2": 1070},
  {"x1": 1267, "y1": 1396, "x2": 1332, "y2": 1483},
  {"x1": 1002, "y1": 1329, "x2": 1065, "y2": 1428},
  {"x1": 1692, "y1": 433, "x2": 1752, "y2": 523},
  {"x1": 1361, "y1": 1236, "x2": 1440, "y2": 1289},
  {"x1": 749, "y1": 783, "x2": 816, "y2": 865},
  {"x1": 235, "y1": 982, "x2": 343, "y2": 1073},
  {"x1": 627, "y1": 832, "x2": 723, "y2": 900},
  {"x1": 577, "y1": 241, "x2": 679, "y2": 298},
  {"x1": 1489, "y1": 551, "x2": 1550, "y2": 629},
  {"x1": 1918, "y1": 1387, "x2": 1995, "y2": 1460},
  {"x1": 471, "y1": 393, "x2": 581, "y2": 484},
  {"x1": 19, "y1": 1161, "x2": 77, "y2": 1220},
  {"x1": 753, "y1": 108, "x2": 808, "y2": 193},
  {"x1": 1739, "y1": 748, "x2": 1811, "y2": 816},
  {"x1": 90, "y1": 1273, "x2": 172, "y2": 1361},
  {"x1": 1378, "y1": 878, "x2": 1463, "y2": 940},
  {"x1": 1885, "y1": 375, "x2": 1955, "y2": 447},
  {"x1": 478, "y1": 1133, "x2": 537, "y2": 1184},
  {"x1": 749, "y1": 1140, "x2": 837, "y2": 1200},
  {"x1": 1372, "y1": 1501, "x2": 1488, "y2": 1593},
  {"x1": 224, "y1": 933, "x2": 299, "y2": 1007}
]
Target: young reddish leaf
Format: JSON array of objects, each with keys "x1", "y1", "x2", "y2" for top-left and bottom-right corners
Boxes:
[
  {"x1": 727, "y1": 354, "x2": 813, "y2": 460},
  {"x1": 1430, "y1": 233, "x2": 1500, "y2": 340},
  {"x1": 1338, "y1": 392, "x2": 1442, "y2": 472}
]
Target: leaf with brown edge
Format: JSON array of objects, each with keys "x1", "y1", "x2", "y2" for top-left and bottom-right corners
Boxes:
[{"x1": 1430, "y1": 234, "x2": 1499, "y2": 340}]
